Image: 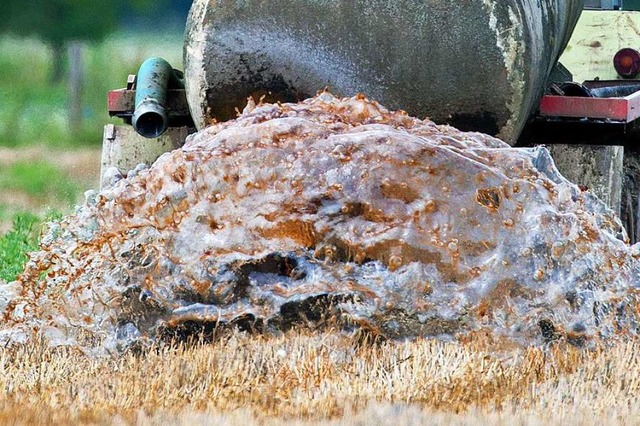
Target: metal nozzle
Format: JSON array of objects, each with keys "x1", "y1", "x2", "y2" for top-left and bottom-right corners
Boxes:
[
  {"x1": 133, "y1": 99, "x2": 169, "y2": 139},
  {"x1": 132, "y1": 57, "x2": 184, "y2": 139}
]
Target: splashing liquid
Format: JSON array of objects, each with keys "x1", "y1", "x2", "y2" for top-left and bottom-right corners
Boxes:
[{"x1": 3, "y1": 93, "x2": 640, "y2": 351}]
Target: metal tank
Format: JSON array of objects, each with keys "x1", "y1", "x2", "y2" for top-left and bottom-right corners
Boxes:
[{"x1": 183, "y1": 0, "x2": 584, "y2": 144}]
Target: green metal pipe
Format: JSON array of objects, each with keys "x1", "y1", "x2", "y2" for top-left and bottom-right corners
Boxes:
[{"x1": 133, "y1": 57, "x2": 184, "y2": 139}]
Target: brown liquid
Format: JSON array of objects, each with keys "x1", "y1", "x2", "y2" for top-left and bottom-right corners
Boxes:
[{"x1": 3, "y1": 93, "x2": 639, "y2": 351}]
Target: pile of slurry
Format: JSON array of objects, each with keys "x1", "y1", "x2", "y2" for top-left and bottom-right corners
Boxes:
[{"x1": 3, "y1": 93, "x2": 640, "y2": 351}]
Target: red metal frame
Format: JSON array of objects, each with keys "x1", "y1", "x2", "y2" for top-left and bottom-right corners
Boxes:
[
  {"x1": 107, "y1": 88, "x2": 191, "y2": 117},
  {"x1": 107, "y1": 89, "x2": 130, "y2": 114},
  {"x1": 539, "y1": 90, "x2": 640, "y2": 122}
]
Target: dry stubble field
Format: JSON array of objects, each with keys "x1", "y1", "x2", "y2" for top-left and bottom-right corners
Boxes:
[
  {"x1": 1, "y1": 149, "x2": 639, "y2": 425},
  {"x1": 0, "y1": 330, "x2": 639, "y2": 425}
]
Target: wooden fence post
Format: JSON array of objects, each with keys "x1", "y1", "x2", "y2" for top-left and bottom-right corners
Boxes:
[{"x1": 68, "y1": 41, "x2": 84, "y2": 134}]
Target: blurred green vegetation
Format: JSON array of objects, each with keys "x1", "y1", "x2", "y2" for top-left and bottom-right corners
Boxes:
[
  {"x1": 0, "y1": 161, "x2": 78, "y2": 203},
  {"x1": 0, "y1": 210, "x2": 63, "y2": 282},
  {"x1": 0, "y1": 158, "x2": 80, "y2": 233},
  {"x1": 0, "y1": 32, "x2": 183, "y2": 240},
  {"x1": 0, "y1": 8, "x2": 189, "y2": 278},
  {"x1": 0, "y1": 212, "x2": 40, "y2": 281},
  {"x1": 0, "y1": 33, "x2": 183, "y2": 148}
]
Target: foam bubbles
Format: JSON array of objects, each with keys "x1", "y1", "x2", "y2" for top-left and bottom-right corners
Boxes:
[{"x1": 4, "y1": 94, "x2": 640, "y2": 350}]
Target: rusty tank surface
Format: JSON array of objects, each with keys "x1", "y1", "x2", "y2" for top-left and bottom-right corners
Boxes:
[{"x1": 184, "y1": 0, "x2": 584, "y2": 144}]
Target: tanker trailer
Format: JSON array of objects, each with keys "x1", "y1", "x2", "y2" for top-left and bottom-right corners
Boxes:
[{"x1": 183, "y1": 0, "x2": 584, "y2": 144}]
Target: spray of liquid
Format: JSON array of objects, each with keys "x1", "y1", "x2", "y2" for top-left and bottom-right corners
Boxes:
[{"x1": 2, "y1": 93, "x2": 640, "y2": 352}]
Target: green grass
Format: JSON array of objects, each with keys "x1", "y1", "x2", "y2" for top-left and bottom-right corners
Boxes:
[
  {"x1": 0, "y1": 213, "x2": 40, "y2": 282},
  {"x1": 0, "y1": 32, "x2": 183, "y2": 148},
  {"x1": 0, "y1": 161, "x2": 79, "y2": 204},
  {"x1": 0, "y1": 210, "x2": 63, "y2": 282},
  {"x1": 0, "y1": 158, "x2": 87, "y2": 235}
]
